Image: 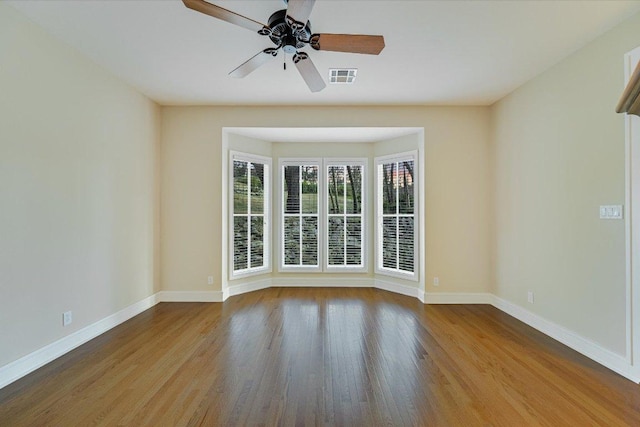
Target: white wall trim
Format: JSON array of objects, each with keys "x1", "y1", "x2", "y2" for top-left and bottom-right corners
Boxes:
[
  {"x1": 491, "y1": 295, "x2": 639, "y2": 382},
  {"x1": 624, "y1": 46, "x2": 640, "y2": 381},
  {"x1": 157, "y1": 291, "x2": 224, "y2": 302},
  {"x1": 272, "y1": 277, "x2": 373, "y2": 288},
  {"x1": 0, "y1": 293, "x2": 159, "y2": 390},
  {"x1": 374, "y1": 278, "x2": 420, "y2": 298},
  {"x1": 225, "y1": 278, "x2": 272, "y2": 299},
  {"x1": 425, "y1": 292, "x2": 493, "y2": 304},
  {"x1": 229, "y1": 277, "x2": 424, "y2": 301}
]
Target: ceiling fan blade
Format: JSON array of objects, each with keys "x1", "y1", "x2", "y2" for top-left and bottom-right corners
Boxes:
[
  {"x1": 293, "y1": 52, "x2": 326, "y2": 93},
  {"x1": 229, "y1": 49, "x2": 278, "y2": 78},
  {"x1": 286, "y1": 0, "x2": 316, "y2": 28},
  {"x1": 310, "y1": 34, "x2": 385, "y2": 55},
  {"x1": 182, "y1": 0, "x2": 269, "y2": 34}
]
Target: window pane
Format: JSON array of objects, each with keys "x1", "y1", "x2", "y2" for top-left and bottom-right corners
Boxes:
[
  {"x1": 284, "y1": 216, "x2": 300, "y2": 265},
  {"x1": 234, "y1": 216, "x2": 248, "y2": 271},
  {"x1": 284, "y1": 166, "x2": 300, "y2": 214},
  {"x1": 381, "y1": 163, "x2": 397, "y2": 214},
  {"x1": 301, "y1": 166, "x2": 318, "y2": 214},
  {"x1": 250, "y1": 163, "x2": 264, "y2": 214},
  {"x1": 301, "y1": 216, "x2": 318, "y2": 265},
  {"x1": 328, "y1": 217, "x2": 345, "y2": 265},
  {"x1": 345, "y1": 165, "x2": 362, "y2": 214},
  {"x1": 250, "y1": 216, "x2": 264, "y2": 267},
  {"x1": 398, "y1": 217, "x2": 414, "y2": 272},
  {"x1": 234, "y1": 160, "x2": 248, "y2": 214},
  {"x1": 231, "y1": 154, "x2": 270, "y2": 276},
  {"x1": 382, "y1": 217, "x2": 397, "y2": 269},
  {"x1": 346, "y1": 217, "x2": 362, "y2": 265},
  {"x1": 398, "y1": 161, "x2": 414, "y2": 214},
  {"x1": 328, "y1": 166, "x2": 344, "y2": 214}
]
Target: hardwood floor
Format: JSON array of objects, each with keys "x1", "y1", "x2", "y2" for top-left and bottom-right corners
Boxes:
[{"x1": 1, "y1": 287, "x2": 640, "y2": 426}]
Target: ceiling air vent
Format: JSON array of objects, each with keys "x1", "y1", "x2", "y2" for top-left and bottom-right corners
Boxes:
[{"x1": 329, "y1": 68, "x2": 357, "y2": 84}]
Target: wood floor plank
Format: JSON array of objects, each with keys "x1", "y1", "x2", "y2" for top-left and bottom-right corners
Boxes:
[{"x1": 1, "y1": 287, "x2": 640, "y2": 426}]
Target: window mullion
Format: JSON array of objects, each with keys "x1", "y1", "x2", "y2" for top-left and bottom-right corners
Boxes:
[
  {"x1": 342, "y1": 213, "x2": 346, "y2": 265},
  {"x1": 299, "y1": 166, "x2": 303, "y2": 265},
  {"x1": 247, "y1": 163, "x2": 252, "y2": 269},
  {"x1": 395, "y1": 161, "x2": 400, "y2": 270},
  {"x1": 343, "y1": 166, "x2": 347, "y2": 264}
]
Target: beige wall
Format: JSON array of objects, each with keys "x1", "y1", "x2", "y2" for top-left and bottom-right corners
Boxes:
[
  {"x1": 0, "y1": 3, "x2": 161, "y2": 367},
  {"x1": 161, "y1": 106, "x2": 492, "y2": 295},
  {"x1": 491, "y1": 11, "x2": 640, "y2": 356}
]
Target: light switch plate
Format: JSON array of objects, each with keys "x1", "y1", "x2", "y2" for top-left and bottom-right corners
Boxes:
[{"x1": 600, "y1": 205, "x2": 623, "y2": 219}]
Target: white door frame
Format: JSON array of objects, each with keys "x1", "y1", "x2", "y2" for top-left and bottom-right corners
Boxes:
[{"x1": 625, "y1": 46, "x2": 640, "y2": 380}]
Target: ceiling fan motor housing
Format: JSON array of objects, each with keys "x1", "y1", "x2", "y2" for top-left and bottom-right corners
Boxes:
[{"x1": 267, "y1": 9, "x2": 311, "y2": 54}]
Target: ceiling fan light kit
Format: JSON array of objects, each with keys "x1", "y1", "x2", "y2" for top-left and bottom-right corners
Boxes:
[{"x1": 182, "y1": 0, "x2": 385, "y2": 92}]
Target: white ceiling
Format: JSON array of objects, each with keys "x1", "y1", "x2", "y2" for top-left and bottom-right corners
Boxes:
[{"x1": 8, "y1": 0, "x2": 640, "y2": 106}]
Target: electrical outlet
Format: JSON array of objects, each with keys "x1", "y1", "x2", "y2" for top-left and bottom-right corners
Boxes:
[
  {"x1": 433, "y1": 277, "x2": 439, "y2": 286},
  {"x1": 63, "y1": 311, "x2": 72, "y2": 326},
  {"x1": 207, "y1": 276, "x2": 214, "y2": 285},
  {"x1": 527, "y1": 291, "x2": 534, "y2": 304}
]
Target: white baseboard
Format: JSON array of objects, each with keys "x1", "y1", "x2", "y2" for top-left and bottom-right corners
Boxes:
[
  {"x1": 157, "y1": 291, "x2": 223, "y2": 302},
  {"x1": 272, "y1": 277, "x2": 373, "y2": 288},
  {"x1": 0, "y1": 294, "x2": 159, "y2": 390},
  {"x1": 425, "y1": 292, "x2": 493, "y2": 304},
  {"x1": 224, "y1": 278, "x2": 272, "y2": 300},
  {"x1": 418, "y1": 289, "x2": 426, "y2": 303},
  {"x1": 374, "y1": 279, "x2": 421, "y2": 298},
  {"x1": 490, "y1": 295, "x2": 639, "y2": 382}
]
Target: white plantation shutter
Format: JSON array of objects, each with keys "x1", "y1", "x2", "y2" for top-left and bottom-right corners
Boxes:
[
  {"x1": 376, "y1": 154, "x2": 417, "y2": 278},
  {"x1": 398, "y1": 217, "x2": 414, "y2": 272},
  {"x1": 250, "y1": 216, "x2": 264, "y2": 266},
  {"x1": 231, "y1": 153, "x2": 270, "y2": 277},
  {"x1": 327, "y1": 164, "x2": 364, "y2": 269},
  {"x1": 301, "y1": 216, "x2": 318, "y2": 265}
]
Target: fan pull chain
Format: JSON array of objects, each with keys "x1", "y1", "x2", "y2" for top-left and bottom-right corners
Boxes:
[{"x1": 284, "y1": 54, "x2": 287, "y2": 71}]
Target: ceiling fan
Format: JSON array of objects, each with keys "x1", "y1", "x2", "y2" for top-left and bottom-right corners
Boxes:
[{"x1": 182, "y1": 0, "x2": 385, "y2": 92}]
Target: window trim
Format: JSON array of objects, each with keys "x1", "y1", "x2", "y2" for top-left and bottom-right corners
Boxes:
[
  {"x1": 374, "y1": 150, "x2": 419, "y2": 281},
  {"x1": 324, "y1": 158, "x2": 368, "y2": 272},
  {"x1": 229, "y1": 151, "x2": 272, "y2": 280}
]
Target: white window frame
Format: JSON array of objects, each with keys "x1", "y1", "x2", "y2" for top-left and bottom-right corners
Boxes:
[
  {"x1": 229, "y1": 151, "x2": 272, "y2": 279},
  {"x1": 324, "y1": 159, "x2": 367, "y2": 272},
  {"x1": 374, "y1": 151, "x2": 419, "y2": 281},
  {"x1": 279, "y1": 158, "x2": 323, "y2": 272}
]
